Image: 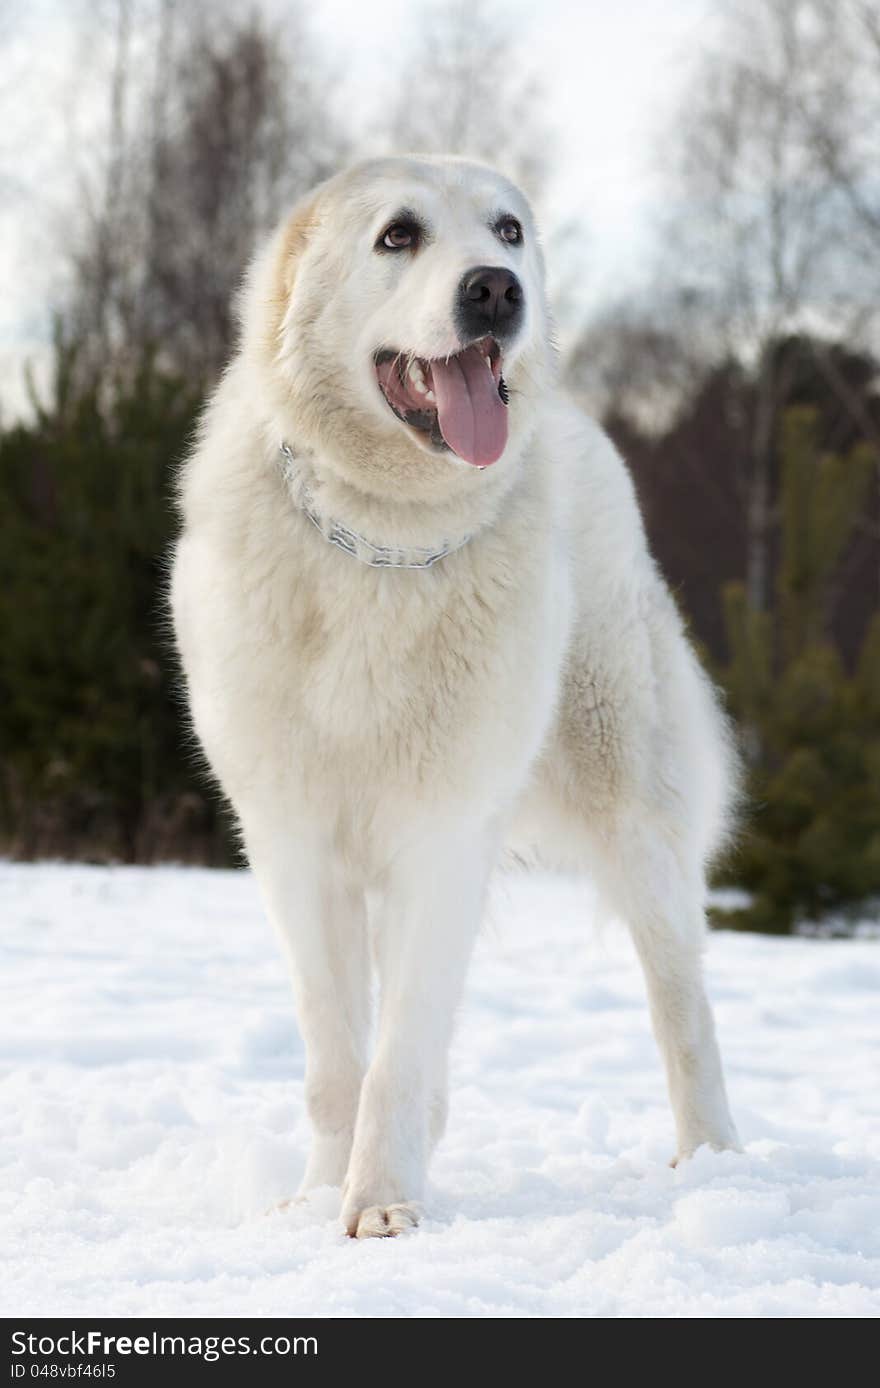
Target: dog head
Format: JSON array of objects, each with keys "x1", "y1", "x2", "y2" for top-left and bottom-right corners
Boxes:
[{"x1": 247, "y1": 156, "x2": 552, "y2": 491}]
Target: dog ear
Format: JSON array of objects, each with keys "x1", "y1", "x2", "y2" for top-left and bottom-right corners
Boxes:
[
  {"x1": 271, "y1": 194, "x2": 321, "y2": 321},
  {"x1": 236, "y1": 184, "x2": 327, "y2": 365},
  {"x1": 240, "y1": 190, "x2": 323, "y2": 365}
]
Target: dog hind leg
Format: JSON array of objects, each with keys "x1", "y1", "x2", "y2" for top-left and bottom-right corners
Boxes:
[{"x1": 594, "y1": 817, "x2": 740, "y2": 1162}]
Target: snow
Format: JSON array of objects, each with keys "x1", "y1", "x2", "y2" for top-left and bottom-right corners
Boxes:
[{"x1": 2, "y1": 862, "x2": 879, "y2": 1319}]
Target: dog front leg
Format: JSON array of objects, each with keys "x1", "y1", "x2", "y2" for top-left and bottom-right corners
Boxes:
[
  {"x1": 244, "y1": 822, "x2": 370, "y2": 1196},
  {"x1": 341, "y1": 826, "x2": 495, "y2": 1238}
]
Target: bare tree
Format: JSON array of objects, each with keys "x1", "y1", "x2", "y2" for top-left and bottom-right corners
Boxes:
[
  {"x1": 797, "y1": 0, "x2": 880, "y2": 268},
  {"x1": 387, "y1": 0, "x2": 551, "y2": 198},
  {"x1": 567, "y1": 0, "x2": 879, "y2": 626},
  {"x1": 659, "y1": 0, "x2": 860, "y2": 616},
  {"x1": 791, "y1": 0, "x2": 880, "y2": 531},
  {"x1": 64, "y1": 0, "x2": 348, "y2": 389},
  {"x1": 64, "y1": 0, "x2": 137, "y2": 385},
  {"x1": 136, "y1": 5, "x2": 345, "y2": 379}
]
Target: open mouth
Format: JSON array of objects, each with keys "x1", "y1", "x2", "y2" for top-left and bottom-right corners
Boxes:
[{"x1": 373, "y1": 337, "x2": 510, "y2": 468}]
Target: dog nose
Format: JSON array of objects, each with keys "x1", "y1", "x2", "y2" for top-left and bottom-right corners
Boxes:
[{"x1": 458, "y1": 266, "x2": 524, "y2": 339}]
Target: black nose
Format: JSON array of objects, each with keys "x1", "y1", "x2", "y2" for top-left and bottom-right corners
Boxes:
[{"x1": 457, "y1": 265, "x2": 524, "y2": 340}]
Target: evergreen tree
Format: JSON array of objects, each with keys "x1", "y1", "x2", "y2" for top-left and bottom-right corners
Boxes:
[
  {"x1": 0, "y1": 338, "x2": 234, "y2": 862},
  {"x1": 714, "y1": 408, "x2": 879, "y2": 931}
]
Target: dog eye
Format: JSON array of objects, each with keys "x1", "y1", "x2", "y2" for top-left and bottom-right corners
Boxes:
[
  {"x1": 496, "y1": 217, "x2": 523, "y2": 245},
  {"x1": 378, "y1": 222, "x2": 418, "y2": 251}
]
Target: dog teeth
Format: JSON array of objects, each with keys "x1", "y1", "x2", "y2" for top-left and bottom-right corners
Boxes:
[
  {"x1": 408, "y1": 361, "x2": 428, "y2": 394},
  {"x1": 425, "y1": 389, "x2": 436, "y2": 403}
]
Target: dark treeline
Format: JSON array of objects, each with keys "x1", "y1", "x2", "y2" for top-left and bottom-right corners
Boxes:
[{"x1": 2, "y1": 0, "x2": 879, "y2": 931}]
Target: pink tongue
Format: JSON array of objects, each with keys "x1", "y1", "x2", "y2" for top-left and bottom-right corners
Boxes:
[{"x1": 430, "y1": 346, "x2": 508, "y2": 466}]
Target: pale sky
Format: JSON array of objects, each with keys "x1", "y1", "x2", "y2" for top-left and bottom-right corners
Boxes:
[{"x1": 0, "y1": 0, "x2": 714, "y2": 417}]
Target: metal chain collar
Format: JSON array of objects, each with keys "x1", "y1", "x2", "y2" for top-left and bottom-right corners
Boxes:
[{"x1": 278, "y1": 442, "x2": 473, "y2": 570}]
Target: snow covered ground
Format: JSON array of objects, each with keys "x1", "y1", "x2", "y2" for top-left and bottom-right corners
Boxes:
[{"x1": 2, "y1": 862, "x2": 878, "y2": 1319}]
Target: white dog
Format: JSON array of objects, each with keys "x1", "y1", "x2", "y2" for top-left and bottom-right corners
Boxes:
[{"x1": 171, "y1": 156, "x2": 740, "y2": 1238}]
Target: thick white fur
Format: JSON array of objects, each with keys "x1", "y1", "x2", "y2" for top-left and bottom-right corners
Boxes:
[{"x1": 171, "y1": 156, "x2": 740, "y2": 1239}]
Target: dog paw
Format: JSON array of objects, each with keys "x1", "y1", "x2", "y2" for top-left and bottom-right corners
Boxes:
[{"x1": 345, "y1": 1202, "x2": 420, "y2": 1239}]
